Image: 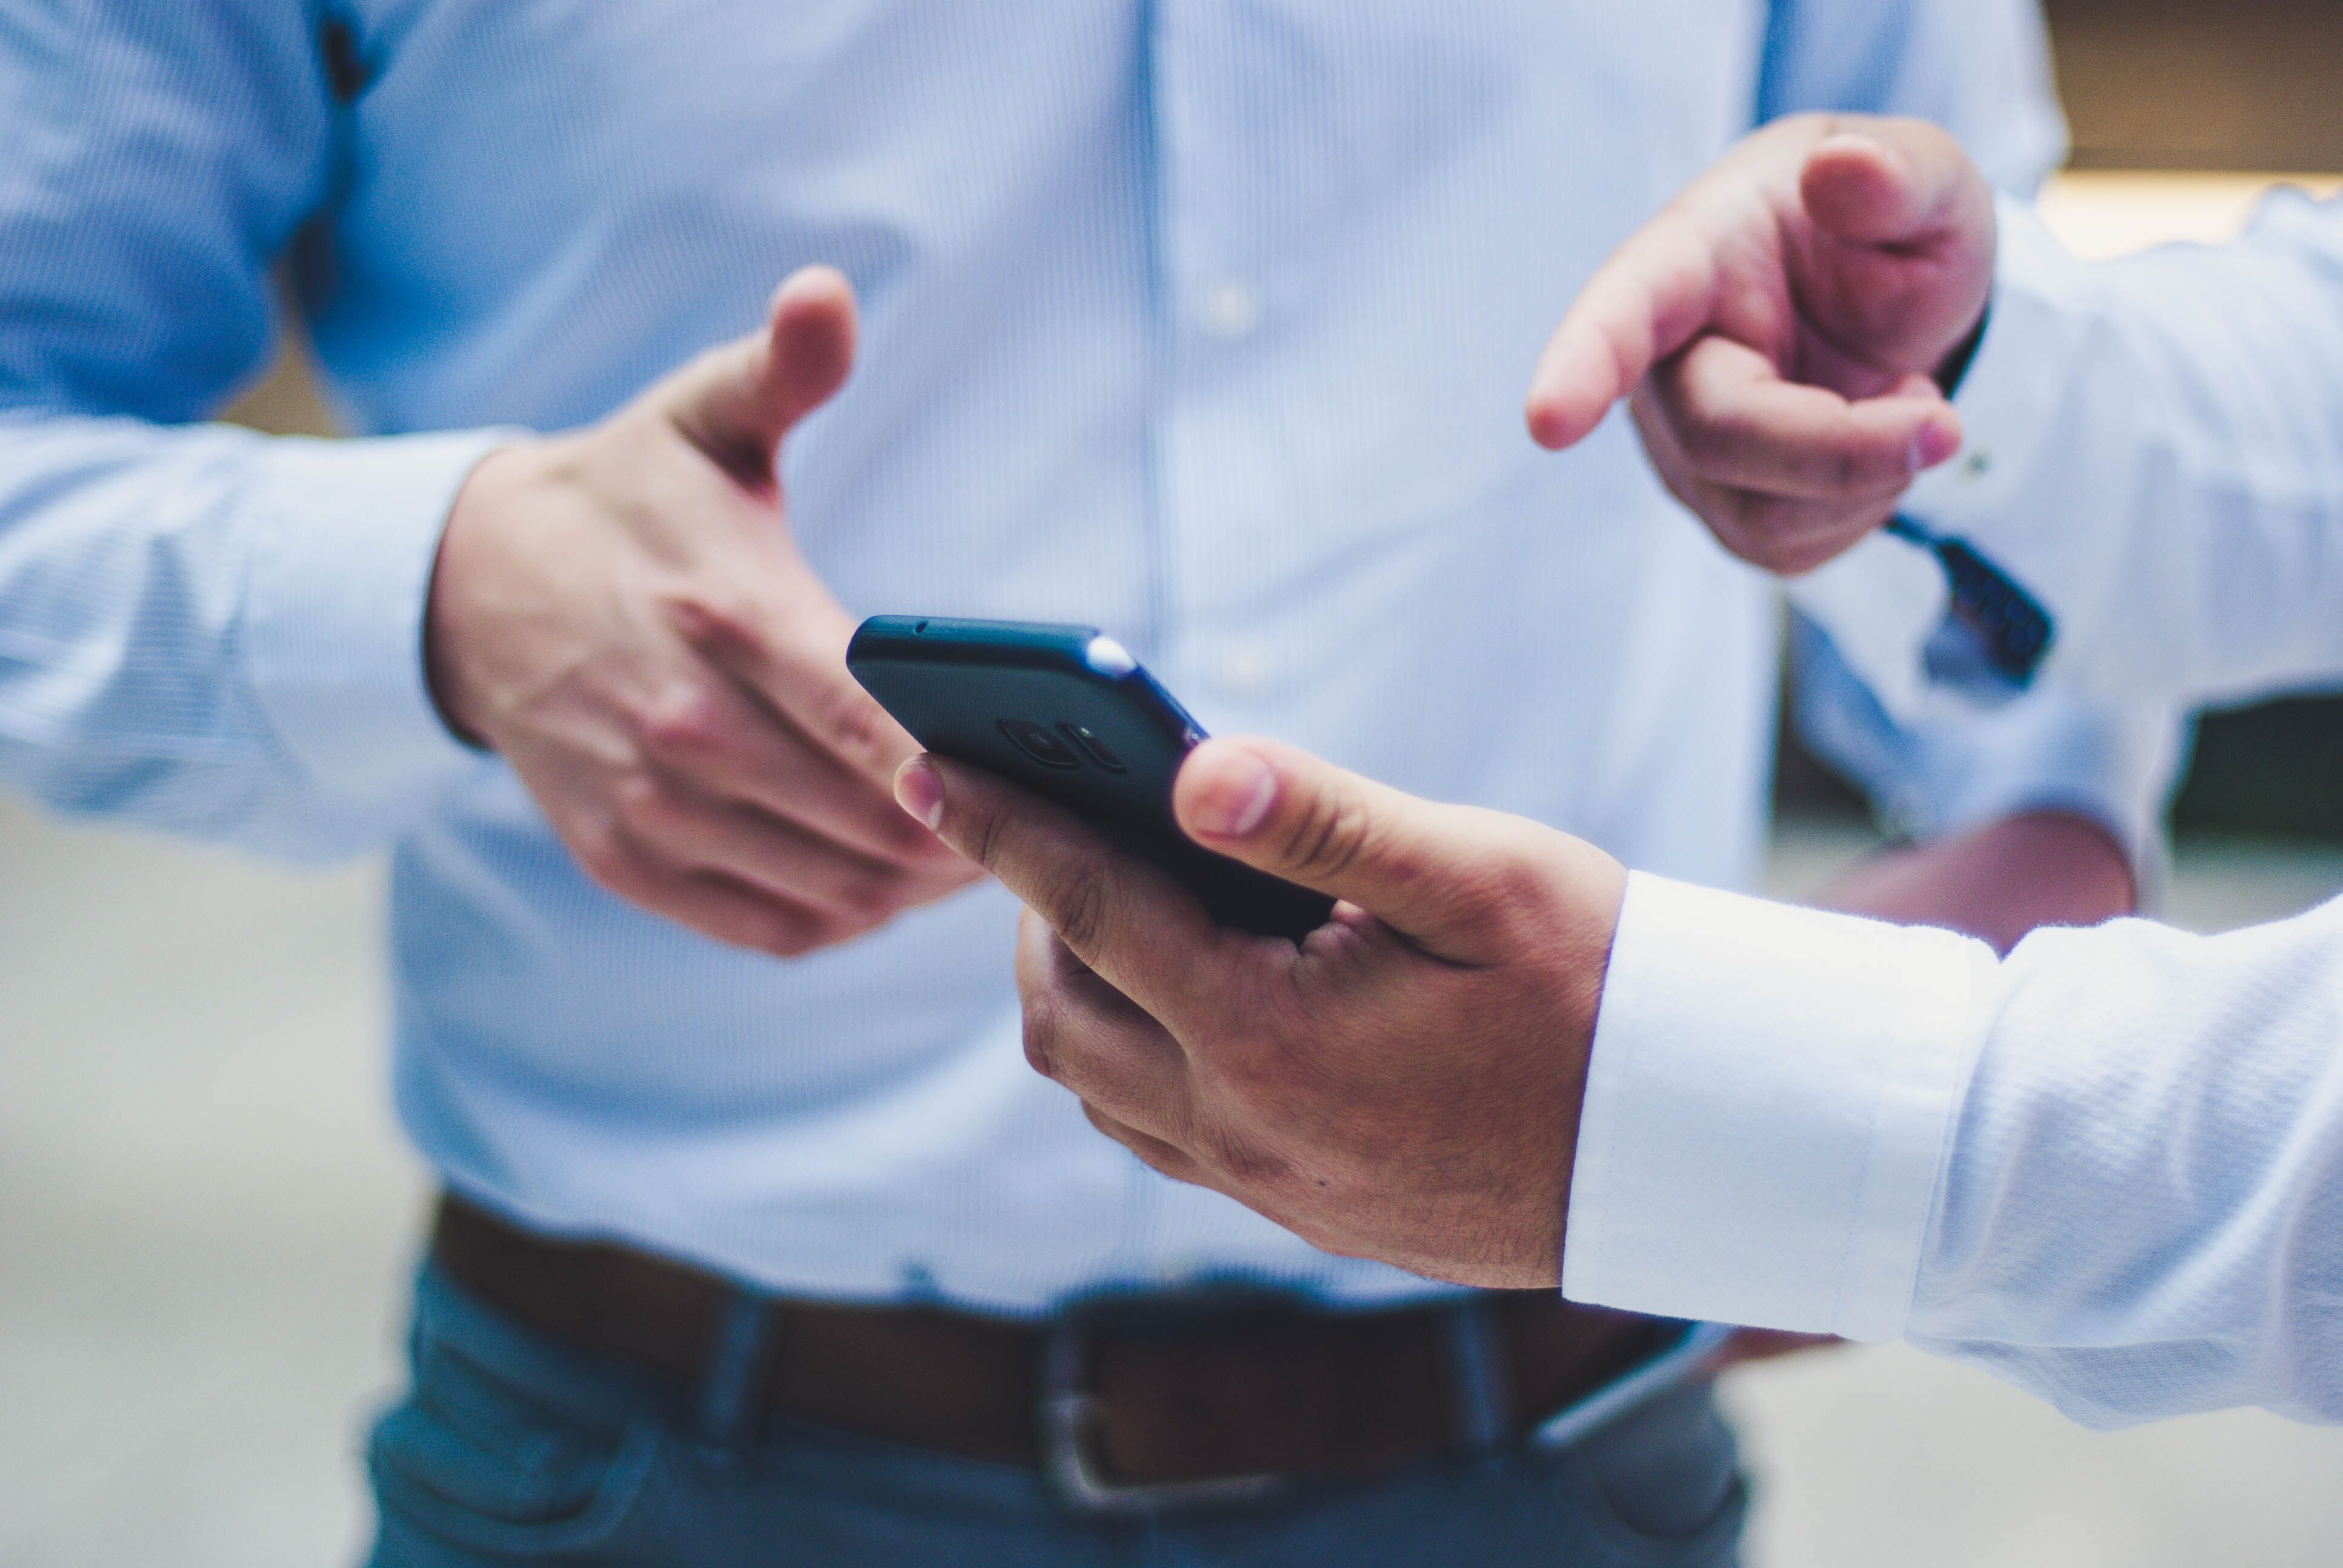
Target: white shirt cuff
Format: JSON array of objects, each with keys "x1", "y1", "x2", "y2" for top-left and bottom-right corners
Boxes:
[
  {"x1": 1562, "y1": 872, "x2": 1997, "y2": 1341},
  {"x1": 241, "y1": 430, "x2": 510, "y2": 806}
]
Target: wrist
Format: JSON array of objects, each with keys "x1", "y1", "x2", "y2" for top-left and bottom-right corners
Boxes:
[
  {"x1": 424, "y1": 441, "x2": 545, "y2": 750},
  {"x1": 1548, "y1": 834, "x2": 1629, "y2": 1241}
]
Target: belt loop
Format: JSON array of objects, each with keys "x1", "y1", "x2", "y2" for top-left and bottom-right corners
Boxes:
[
  {"x1": 697, "y1": 1290, "x2": 781, "y2": 1452},
  {"x1": 1441, "y1": 1295, "x2": 1514, "y2": 1456}
]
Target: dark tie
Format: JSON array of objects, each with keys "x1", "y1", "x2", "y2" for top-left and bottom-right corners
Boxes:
[{"x1": 1887, "y1": 514, "x2": 2056, "y2": 698}]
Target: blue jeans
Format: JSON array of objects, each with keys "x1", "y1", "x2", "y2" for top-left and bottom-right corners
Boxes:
[{"x1": 367, "y1": 1265, "x2": 1746, "y2": 1567}]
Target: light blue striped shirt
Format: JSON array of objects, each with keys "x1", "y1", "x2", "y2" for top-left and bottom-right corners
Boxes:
[{"x1": 0, "y1": 1, "x2": 2167, "y2": 1312}]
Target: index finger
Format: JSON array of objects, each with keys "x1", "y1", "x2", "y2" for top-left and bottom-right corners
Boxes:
[
  {"x1": 896, "y1": 754, "x2": 1236, "y2": 1028},
  {"x1": 1525, "y1": 206, "x2": 1722, "y2": 452},
  {"x1": 673, "y1": 586, "x2": 920, "y2": 789}
]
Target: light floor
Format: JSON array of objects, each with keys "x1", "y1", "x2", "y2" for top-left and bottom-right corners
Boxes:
[{"x1": 5, "y1": 799, "x2": 2342, "y2": 1566}]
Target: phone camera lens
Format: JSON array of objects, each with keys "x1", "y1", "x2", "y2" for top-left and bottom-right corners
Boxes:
[
  {"x1": 1000, "y1": 719, "x2": 1081, "y2": 769},
  {"x1": 1059, "y1": 724, "x2": 1127, "y2": 773}
]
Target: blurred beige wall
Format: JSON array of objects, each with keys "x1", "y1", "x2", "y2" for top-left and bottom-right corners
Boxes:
[
  {"x1": 2046, "y1": 0, "x2": 2343, "y2": 171},
  {"x1": 2043, "y1": 170, "x2": 2343, "y2": 259}
]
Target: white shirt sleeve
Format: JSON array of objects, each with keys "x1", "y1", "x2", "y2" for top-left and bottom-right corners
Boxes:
[
  {"x1": 1565, "y1": 871, "x2": 2343, "y2": 1428},
  {"x1": 1786, "y1": 613, "x2": 2182, "y2": 878},
  {"x1": 1790, "y1": 192, "x2": 2343, "y2": 719},
  {"x1": 0, "y1": 10, "x2": 505, "y2": 858},
  {"x1": 1757, "y1": 2, "x2": 2187, "y2": 883}
]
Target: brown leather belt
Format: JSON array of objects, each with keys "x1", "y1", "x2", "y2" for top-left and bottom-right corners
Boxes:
[{"x1": 432, "y1": 1194, "x2": 1673, "y2": 1511}]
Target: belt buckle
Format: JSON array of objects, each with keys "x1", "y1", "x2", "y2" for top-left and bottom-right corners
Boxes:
[{"x1": 1040, "y1": 1309, "x2": 1295, "y2": 1517}]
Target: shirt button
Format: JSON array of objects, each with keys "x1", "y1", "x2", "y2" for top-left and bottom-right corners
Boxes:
[
  {"x1": 1962, "y1": 449, "x2": 1994, "y2": 480},
  {"x1": 1196, "y1": 279, "x2": 1263, "y2": 340},
  {"x1": 1213, "y1": 636, "x2": 1275, "y2": 697}
]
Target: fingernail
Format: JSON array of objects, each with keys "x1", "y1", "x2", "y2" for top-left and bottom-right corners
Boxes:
[
  {"x1": 1188, "y1": 746, "x2": 1278, "y2": 838},
  {"x1": 894, "y1": 759, "x2": 944, "y2": 831}
]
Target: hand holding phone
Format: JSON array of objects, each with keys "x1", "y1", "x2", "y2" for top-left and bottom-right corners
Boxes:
[{"x1": 847, "y1": 617, "x2": 1334, "y2": 941}]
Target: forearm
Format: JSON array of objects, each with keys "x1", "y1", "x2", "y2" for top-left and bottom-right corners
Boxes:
[
  {"x1": 1815, "y1": 809, "x2": 2134, "y2": 954},
  {"x1": 1785, "y1": 609, "x2": 2171, "y2": 952}
]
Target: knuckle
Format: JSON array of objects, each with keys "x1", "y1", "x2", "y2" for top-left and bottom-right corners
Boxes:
[
  {"x1": 1092, "y1": 1111, "x2": 1181, "y2": 1180},
  {"x1": 1821, "y1": 438, "x2": 1884, "y2": 495},
  {"x1": 1280, "y1": 789, "x2": 1371, "y2": 883},
  {"x1": 1020, "y1": 991, "x2": 1064, "y2": 1079},
  {"x1": 570, "y1": 821, "x2": 646, "y2": 897},
  {"x1": 1213, "y1": 1011, "x2": 1312, "y2": 1102},
  {"x1": 830, "y1": 861, "x2": 909, "y2": 923},
  {"x1": 1217, "y1": 1039, "x2": 1292, "y2": 1103},
  {"x1": 791, "y1": 909, "x2": 856, "y2": 953},
  {"x1": 1131, "y1": 1146, "x2": 1187, "y2": 1183},
  {"x1": 1673, "y1": 407, "x2": 1734, "y2": 471},
  {"x1": 810, "y1": 677, "x2": 891, "y2": 763},
  {"x1": 1707, "y1": 517, "x2": 1758, "y2": 567},
  {"x1": 1735, "y1": 491, "x2": 1796, "y2": 539},
  {"x1": 755, "y1": 924, "x2": 821, "y2": 959},
  {"x1": 1830, "y1": 443, "x2": 1870, "y2": 494},
  {"x1": 742, "y1": 897, "x2": 829, "y2": 957},
  {"x1": 1048, "y1": 869, "x2": 1111, "y2": 958},
  {"x1": 1467, "y1": 837, "x2": 1564, "y2": 937},
  {"x1": 878, "y1": 805, "x2": 952, "y2": 861},
  {"x1": 609, "y1": 772, "x2": 680, "y2": 837},
  {"x1": 637, "y1": 686, "x2": 730, "y2": 762},
  {"x1": 964, "y1": 797, "x2": 1008, "y2": 876},
  {"x1": 664, "y1": 589, "x2": 768, "y2": 662},
  {"x1": 1720, "y1": 497, "x2": 1804, "y2": 572}
]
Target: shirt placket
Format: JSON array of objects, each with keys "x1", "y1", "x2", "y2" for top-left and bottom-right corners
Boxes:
[{"x1": 1144, "y1": 0, "x2": 1300, "y2": 739}]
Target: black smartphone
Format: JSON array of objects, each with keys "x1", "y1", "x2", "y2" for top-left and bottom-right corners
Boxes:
[{"x1": 847, "y1": 616, "x2": 1334, "y2": 942}]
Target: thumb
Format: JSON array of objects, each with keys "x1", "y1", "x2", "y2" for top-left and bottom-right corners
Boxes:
[
  {"x1": 1798, "y1": 122, "x2": 1996, "y2": 377},
  {"x1": 663, "y1": 265, "x2": 859, "y2": 492},
  {"x1": 1798, "y1": 122, "x2": 1987, "y2": 250},
  {"x1": 1173, "y1": 737, "x2": 1526, "y2": 960}
]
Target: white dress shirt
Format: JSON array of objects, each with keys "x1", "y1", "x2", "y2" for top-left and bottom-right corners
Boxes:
[
  {"x1": 0, "y1": 1, "x2": 2160, "y2": 1316},
  {"x1": 1568, "y1": 193, "x2": 2343, "y2": 1427},
  {"x1": 1795, "y1": 191, "x2": 2343, "y2": 719}
]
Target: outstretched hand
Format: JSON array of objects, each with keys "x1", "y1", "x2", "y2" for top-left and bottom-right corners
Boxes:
[
  {"x1": 896, "y1": 737, "x2": 1627, "y2": 1289},
  {"x1": 426, "y1": 267, "x2": 977, "y2": 958},
  {"x1": 1527, "y1": 114, "x2": 1997, "y2": 575}
]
